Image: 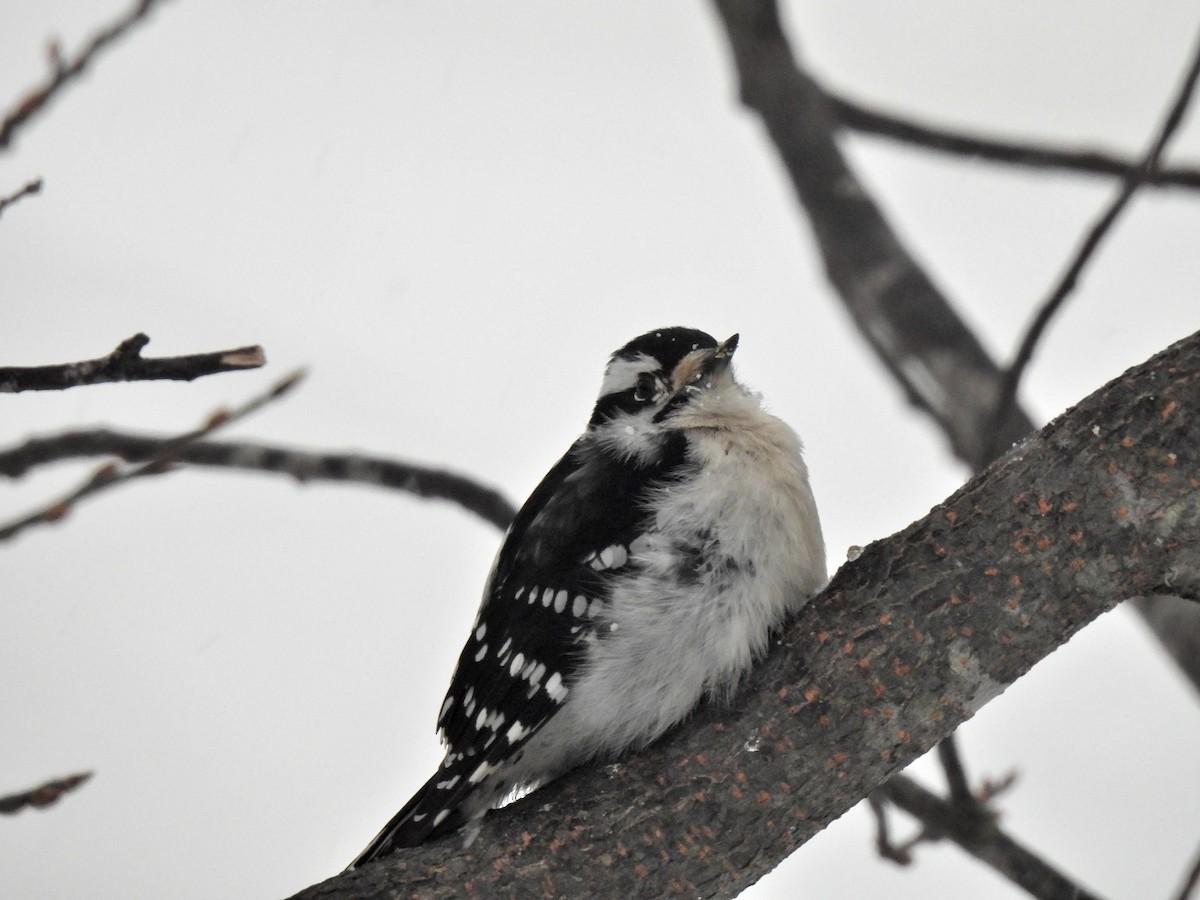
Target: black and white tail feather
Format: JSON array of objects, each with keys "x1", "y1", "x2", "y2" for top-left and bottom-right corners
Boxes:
[{"x1": 349, "y1": 326, "x2": 825, "y2": 867}]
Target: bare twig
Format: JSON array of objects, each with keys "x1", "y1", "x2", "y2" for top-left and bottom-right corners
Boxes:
[
  {"x1": 1176, "y1": 839, "x2": 1200, "y2": 900},
  {"x1": 868, "y1": 791, "x2": 918, "y2": 865},
  {"x1": 0, "y1": 429, "x2": 518, "y2": 531},
  {"x1": 0, "y1": 333, "x2": 265, "y2": 392},
  {"x1": 878, "y1": 775, "x2": 1106, "y2": 900},
  {"x1": 990, "y1": 26, "x2": 1200, "y2": 453},
  {"x1": 0, "y1": 370, "x2": 303, "y2": 542},
  {"x1": 937, "y1": 736, "x2": 973, "y2": 806},
  {"x1": 0, "y1": 177, "x2": 42, "y2": 219},
  {"x1": 0, "y1": 0, "x2": 166, "y2": 151},
  {"x1": 825, "y1": 89, "x2": 1200, "y2": 190},
  {"x1": 0, "y1": 772, "x2": 93, "y2": 814}
]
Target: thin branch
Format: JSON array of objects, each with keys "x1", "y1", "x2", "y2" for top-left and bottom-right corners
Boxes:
[
  {"x1": 937, "y1": 736, "x2": 973, "y2": 806},
  {"x1": 0, "y1": 772, "x2": 93, "y2": 814},
  {"x1": 0, "y1": 177, "x2": 42, "y2": 219},
  {"x1": 825, "y1": 89, "x2": 1200, "y2": 190},
  {"x1": 1176, "y1": 839, "x2": 1200, "y2": 900},
  {"x1": 0, "y1": 0, "x2": 166, "y2": 151},
  {"x1": 0, "y1": 333, "x2": 266, "y2": 392},
  {"x1": 868, "y1": 791, "x2": 918, "y2": 865},
  {"x1": 0, "y1": 370, "x2": 303, "y2": 542},
  {"x1": 877, "y1": 775, "x2": 1106, "y2": 900},
  {"x1": 0, "y1": 429, "x2": 518, "y2": 531},
  {"x1": 990, "y1": 25, "x2": 1200, "y2": 454}
]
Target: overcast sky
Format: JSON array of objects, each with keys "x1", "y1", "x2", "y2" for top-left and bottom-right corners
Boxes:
[{"x1": 3, "y1": 2, "x2": 1200, "y2": 898}]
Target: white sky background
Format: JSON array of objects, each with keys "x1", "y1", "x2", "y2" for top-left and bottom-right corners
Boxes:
[{"x1": 3, "y1": 2, "x2": 1200, "y2": 898}]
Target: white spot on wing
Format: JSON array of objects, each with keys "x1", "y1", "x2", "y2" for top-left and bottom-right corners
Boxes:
[
  {"x1": 545, "y1": 671, "x2": 568, "y2": 703},
  {"x1": 468, "y1": 761, "x2": 493, "y2": 784},
  {"x1": 510, "y1": 652, "x2": 525, "y2": 676},
  {"x1": 542, "y1": 587, "x2": 554, "y2": 607},
  {"x1": 506, "y1": 720, "x2": 529, "y2": 743},
  {"x1": 554, "y1": 589, "x2": 568, "y2": 613},
  {"x1": 433, "y1": 809, "x2": 450, "y2": 826},
  {"x1": 596, "y1": 544, "x2": 628, "y2": 570},
  {"x1": 474, "y1": 643, "x2": 487, "y2": 662},
  {"x1": 572, "y1": 595, "x2": 587, "y2": 617},
  {"x1": 475, "y1": 623, "x2": 486, "y2": 641}
]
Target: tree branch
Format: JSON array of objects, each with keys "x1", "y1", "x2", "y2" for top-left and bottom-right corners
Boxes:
[
  {"x1": 0, "y1": 429, "x2": 517, "y2": 531},
  {"x1": 1175, "y1": 839, "x2": 1200, "y2": 900},
  {"x1": 0, "y1": 177, "x2": 42, "y2": 219},
  {"x1": 0, "y1": 0, "x2": 166, "y2": 151},
  {"x1": 713, "y1": 0, "x2": 1200, "y2": 711},
  {"x1": 0, "y1": 333, "x2": 265, "y2": 392},
  {"x1": 877, "y1": 775, "x2": 1105, "y2": 900},
  {"x1": 0, "y1": 772, "x2": 93, "y2": 815},
  {"x1": 711, "y1": 0, "x2": 1033, "y2": 473},
  {"x1": 291, "y1": 330, "x2": 1200, "y2": 899},
  {"x1": 991, "y1": 25, "x2": 1200, "y2": 451},
  {"x1": 0, "y1": 370, "x2": 303, "y2": 542},
  {"x1": 824, "y1": 88, "x2": 1200, "y2": 190}
]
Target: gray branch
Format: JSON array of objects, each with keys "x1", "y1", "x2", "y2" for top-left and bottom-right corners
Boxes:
[
  {"x1": 0, "y1": 333, "x2": 265, "y2": 393},
  {"x1": 824, "y1": 89, "x2": 1200, "y2": 190},
  {"x1": 877, "y1": 775, "x2": 1105, "y2": 900},
  {"x1": 290, "y1": 330, "x2": 1200, "y2": 899},
  {"x1": 710, "y1": 0, "x2": 1200, "y2": 707},
  {"x1": 0, "y1": 429, "x2": 517, "y2": 532},
  {"x1": 0, "y1": 0, "x2": 166, "y2": 151}
]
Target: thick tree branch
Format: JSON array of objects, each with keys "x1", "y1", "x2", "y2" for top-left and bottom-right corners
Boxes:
[
  {"x1": 825, "y1": 89, "x2": 1200, "y2": 190},
  {"x1": 0, "y1": 371, "x2": 302, "y2": 542},
  {"x1": 0, "y1": 177, "x2": 42, "y2": 219},
  {"x1": 0, "y1": 772, "x2": 93, "y2": 815},
  {"x1": 292, "y1": 331, "x2": 1200, "y2": 899},
  {"x1": 0, "y1": 0, "x2": 166, "y2": 151},
  {"x1": 0, "y1": 430, "x2": 517, "y2": 531},
  {"x1": 0, "y1": 333, "x2": 265, "y2": 393}
]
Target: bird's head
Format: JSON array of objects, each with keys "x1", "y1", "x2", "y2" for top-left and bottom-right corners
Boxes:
[{"x1": 587, "y1": 327, "x2": 740, "y2": 464}]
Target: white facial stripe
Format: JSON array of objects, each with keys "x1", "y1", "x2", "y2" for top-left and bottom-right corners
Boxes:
[{"x1": 599, "y1": 353, "x2": 657, "y2": 397}]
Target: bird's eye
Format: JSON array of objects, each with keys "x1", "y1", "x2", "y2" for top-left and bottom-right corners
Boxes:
[{"x1": 633, "y1": 373, "x2": 658, "y2": 403}]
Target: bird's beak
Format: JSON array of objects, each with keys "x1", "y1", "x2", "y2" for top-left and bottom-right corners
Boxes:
[
  {"x1": 669, "y1": 334, "x2": 740, "y2": 395},
  {"x1": 702, "y1": 333, "x2": 739, "y2": 378},
  {"x1": 714, "y1": 333, "x2": 739, "y2": 363}
]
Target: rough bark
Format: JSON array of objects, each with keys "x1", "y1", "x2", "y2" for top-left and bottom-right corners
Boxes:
[{"x1": 291, "y1": 332, "x2": 1200, "y2": 899}]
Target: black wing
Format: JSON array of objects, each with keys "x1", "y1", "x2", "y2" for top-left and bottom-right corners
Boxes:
[{"x1": 351, "y1": 434, "x2": 685, "y2": 863}]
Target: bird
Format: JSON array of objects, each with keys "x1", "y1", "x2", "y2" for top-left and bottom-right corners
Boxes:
[{"x1": 349, "y1": 326, "x2": 825, "y2": 866}]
